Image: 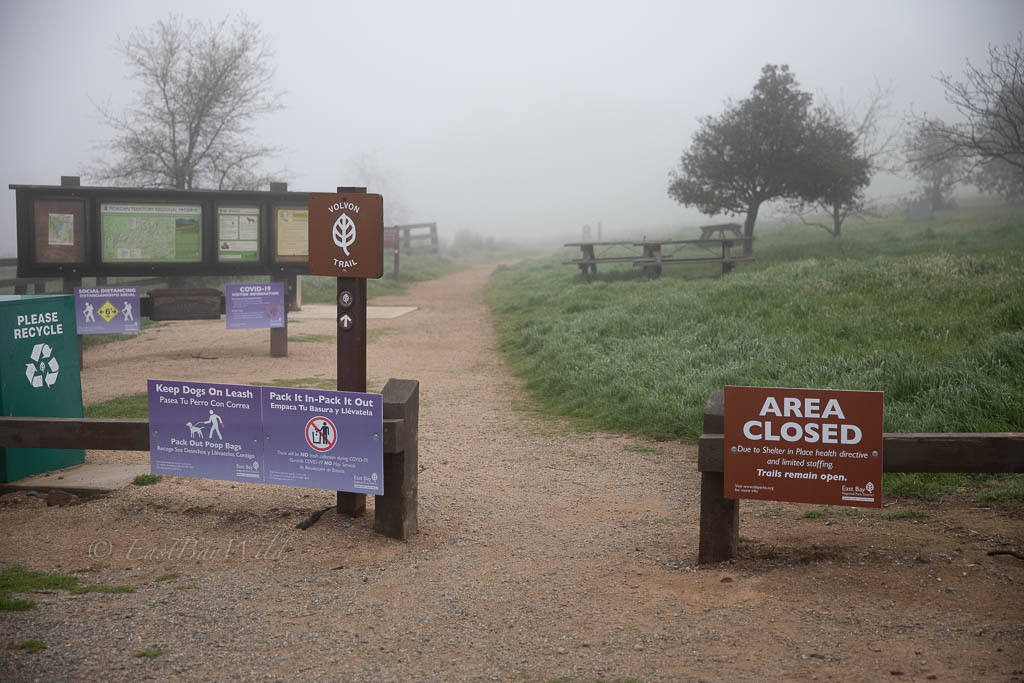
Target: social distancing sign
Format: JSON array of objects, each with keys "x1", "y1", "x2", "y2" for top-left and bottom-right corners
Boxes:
[{"x1": 724, "y1": 386, "x2": 884, "y2": 508}]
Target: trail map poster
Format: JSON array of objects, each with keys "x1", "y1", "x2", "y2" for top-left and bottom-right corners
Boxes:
[
  {"x1": 218, "y1": 206, "x2": 260, "y2": 262},
  {"x1": 100, "y1": 203, "x2": 202, "y2": 262}
]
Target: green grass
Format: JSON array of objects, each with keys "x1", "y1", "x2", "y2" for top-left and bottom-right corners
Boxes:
[
  {"x1": 72, "y1": 563, "x2": 108, "y2": 574},
  {"x1": 154, "y1": 573, "x2": 180, "y2": 582},
  {"x1": 0, "y1": 566, "x2": 135, "y2": 608},
  {"x1": 883, "y1": 508, "x2": 926, "y2": 520},
  {"x1": 85, "y1": 393, "x2": 149, "y2": 419},
  {"x1": 132, "y1": 474, "x2": 162, "y2": 486},
  {"x1": 803, "y1": 509, "x2": 827, "y2": 519},
  {"x1": 9, "y1": 639, "x2": 47, "y2": 652},
  {"x1": 624, "y1": 444, "x2": 663, "y2": 454},
  {"x1": 488, "y1": 204, "x2": 1024, "y2": 440},
  {"x1": 135, "y1": 648, "x2": 167, "y2": 659},
  {"x1": 487, "y1": 203, "x2": 1024, "y2": 499}
]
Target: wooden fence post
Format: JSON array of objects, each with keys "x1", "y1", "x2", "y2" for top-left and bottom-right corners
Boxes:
[
  {"x1": 697, "y1": 391, "x2": 739, "y2": 564},
  {"x1": 374, "y1": 378, "x2": 420, "y2": 540}
]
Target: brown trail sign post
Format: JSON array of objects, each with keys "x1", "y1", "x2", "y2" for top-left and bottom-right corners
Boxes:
[{"x1": 307, "y1": 188, "x2": 385, "y2": 518}]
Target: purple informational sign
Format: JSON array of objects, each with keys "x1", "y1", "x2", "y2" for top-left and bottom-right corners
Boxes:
[
  {"x1": 225, "y1": 283, "x2": 285, "y2": 330},
  {"x1": 148, "y1": 380, "x2": 263, "y2": 483},
  {"x1": 262, "y1": 387, "x2": 384, "y2": 494},
  {"x1": 146, "y1": 380, "x2": 384, "y2": 494},
  {"x1": 74, "y1": 286, "x2": 141, "y2": 334}
]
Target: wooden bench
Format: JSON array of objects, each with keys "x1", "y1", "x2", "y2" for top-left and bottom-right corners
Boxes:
[
  {"x1": 696, "y1": 391, "x2": 1024, "y2": 564},
  {"x1": 632, "y1": 238, "x2": 755, "y2": 278}
]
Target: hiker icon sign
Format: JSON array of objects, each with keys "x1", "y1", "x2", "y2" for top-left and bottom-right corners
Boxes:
[{"x1": 305, "y1": 416, "x2": 337, "y2": 452}]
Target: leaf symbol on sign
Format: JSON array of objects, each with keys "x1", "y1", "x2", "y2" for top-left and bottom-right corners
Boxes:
[{"x1": 332, "y1": 213, "x2": 356, "y2": 256}]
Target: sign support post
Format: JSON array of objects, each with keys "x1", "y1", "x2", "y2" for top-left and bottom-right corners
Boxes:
[
  {"x1": 336, "y1": 275, "x2": 368, "y2": 516},
  {"x1": 333, "y1": 186, "x2": 370, "y2": 517}
]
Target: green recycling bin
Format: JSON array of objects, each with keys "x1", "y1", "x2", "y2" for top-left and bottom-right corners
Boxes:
[{"x1": 0, "y1": 294, "x2": 84, "y2": 482}]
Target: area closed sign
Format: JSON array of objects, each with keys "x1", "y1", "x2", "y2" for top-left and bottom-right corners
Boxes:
[
  {"x1": 724, "y1": 386, "x2": 884, "y2": 508},
  {"x1": 307, "y1": 192, "x2": 384, "y2": 278}
]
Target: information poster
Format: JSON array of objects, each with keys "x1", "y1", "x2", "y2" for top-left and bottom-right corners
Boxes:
[
  {"x1": 100, "y1": 203, "x2": 202, "y2": 262},
  {"x1": 33, "y1": 199, "x2": 86, "y2": 263},
  {"x1": 225, "y1": 283, "x2": 284, "y2": 329},
  {"x1": 218, "y1": 206, "x2": 260, "y2": 261},
  {"x1": 74, "y1": 286, "x2": 141, "y2": 335},
  {"x1": 147, "y1": 380, "x2": 384, "y2": 494},
  {"x1": 148, "y1": 380, "x2": 263, "y2": 483},
  {"x1": 262, "y1": 386, "x2": 383, "y2": 493},
  {"x1": 48, "y1": 214, "x2": 74, "y2": 246},
  {"x1": 724, "y1": 386, "x2": 884, "y2": 508},
  {"x1": 275, "y1": 207, "x2": 308, "y2": 259}
]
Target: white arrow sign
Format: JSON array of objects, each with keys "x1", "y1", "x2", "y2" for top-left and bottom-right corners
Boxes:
[{"x1": 339, "y1": 314, "x2": 354, "y2": 330}]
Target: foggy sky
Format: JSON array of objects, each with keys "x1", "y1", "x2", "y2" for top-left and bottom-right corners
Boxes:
[{"x1": 2, "y1": 0, "x2": 1022, "y2": 255}]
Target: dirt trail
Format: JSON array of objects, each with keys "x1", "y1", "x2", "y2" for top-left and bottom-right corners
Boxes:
[{"x1": 2, "y1": 263, "x2": 1023, "y2": 681}]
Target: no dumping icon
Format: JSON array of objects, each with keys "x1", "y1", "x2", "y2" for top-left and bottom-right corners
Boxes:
[{"x1": 305, "y1": 416, "x2": 337, "y2": 452}]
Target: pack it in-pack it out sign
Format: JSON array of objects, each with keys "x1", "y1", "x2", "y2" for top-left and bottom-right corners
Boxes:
[{"x1": 307, "y1": 193, "x2": 384, "y2": 278}]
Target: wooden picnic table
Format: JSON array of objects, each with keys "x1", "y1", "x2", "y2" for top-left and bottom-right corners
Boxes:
[
  {"x1": 563, "y1": 236, "x2": 754, "y2": 281},
  {"x1": 698, "y1": 222, "x2": 743, "y2": 240}
]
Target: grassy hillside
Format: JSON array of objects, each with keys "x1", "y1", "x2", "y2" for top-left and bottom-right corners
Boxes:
[{"x1": 487, "y1": 204, "x2": 1024, "y2": 441}]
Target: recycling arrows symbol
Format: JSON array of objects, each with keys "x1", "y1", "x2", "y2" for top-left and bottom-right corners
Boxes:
[{"x1": 25, "y1": 343, "x2": 59, "y2": 388}]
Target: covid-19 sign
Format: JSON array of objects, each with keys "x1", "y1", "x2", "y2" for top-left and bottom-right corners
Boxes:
[{"x1": 724, "y1": 386, "x2": 884, "y2": 508}]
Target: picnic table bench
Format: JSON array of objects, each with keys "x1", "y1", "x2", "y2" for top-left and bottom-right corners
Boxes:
[{"x1": 563, "y1": 236, "x2": 754, "y2": 282}]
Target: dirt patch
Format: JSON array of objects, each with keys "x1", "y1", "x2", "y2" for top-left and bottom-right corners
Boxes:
[{"x1": 1, "y1": 263, "x2": 1022, "y2": 681}]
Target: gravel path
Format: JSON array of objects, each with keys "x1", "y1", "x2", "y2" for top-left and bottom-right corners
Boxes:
[{"x1": 2, "y1": 263, "x2": 1023, "y2": 681}]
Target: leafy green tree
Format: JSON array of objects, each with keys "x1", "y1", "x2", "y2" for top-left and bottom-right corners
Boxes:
[
  {"x1": 91, "y1": 14, "x2": 283, "y2": 190},
  {"x1": 669, "y1": 65, "x2": 828, "y2": 254}
]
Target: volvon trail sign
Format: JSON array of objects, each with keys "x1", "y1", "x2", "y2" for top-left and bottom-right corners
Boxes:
[
  {"x1": 307, "y1": 192, "x2": 384, "y2": 278},
  {"x1": 724, "y1": 386, "x2": 884, "y2": 508}
]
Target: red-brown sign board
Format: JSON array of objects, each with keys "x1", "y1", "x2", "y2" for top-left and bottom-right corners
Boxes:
[
  {"x1": 307, "y1": 193, "x2": 384, "y2": 278},
  {"x1": 724, "y1": 386, "x2": 884, "y2": 508},
  {"x1": 382, "y1": 225, "x2": 399, "y2": 250}
]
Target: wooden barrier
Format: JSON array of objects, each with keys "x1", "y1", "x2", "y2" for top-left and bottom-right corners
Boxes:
[
  {"x1": 696, "y1": 390, "x2": 1024, "y2": 564},
  {"x1": 0, "y1": 378, "x2": 421, "y2": 541}
]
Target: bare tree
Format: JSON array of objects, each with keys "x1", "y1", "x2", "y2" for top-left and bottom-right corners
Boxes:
[
  {"x1": 90, "y1": 14, "x2": 283, "y2": 190},
  {"x1": 791, "y1": 84, "x2": 900, "y2": 238},
  {"x1": 914, "y1": 34, "x2": 1024, "y2": 177},
  {"x1": 905, "y1": 119, "x2": 965, "y2": 210}
]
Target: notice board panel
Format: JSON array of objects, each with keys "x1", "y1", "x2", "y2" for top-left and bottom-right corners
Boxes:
[
  {"x1": 33, "y1": 199, "x2": 87, "y2": 263},
  {"x1": 274, "y1": 205, "x2": 308, "y2": 262},
  {"x1": 217, "y1": 205, "x2": 261, "y2": 262},
  {"x1": 100, "y1": 203, "x2": 203, "y2": 263}
]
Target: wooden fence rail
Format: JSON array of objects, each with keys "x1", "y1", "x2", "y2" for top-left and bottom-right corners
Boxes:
[
  {"x1": 697, "y1": 390, "x2": 1024, "y2": 564},
  {"x1": 0, "y1": 378, "x2": 420, "y2": 540}
]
